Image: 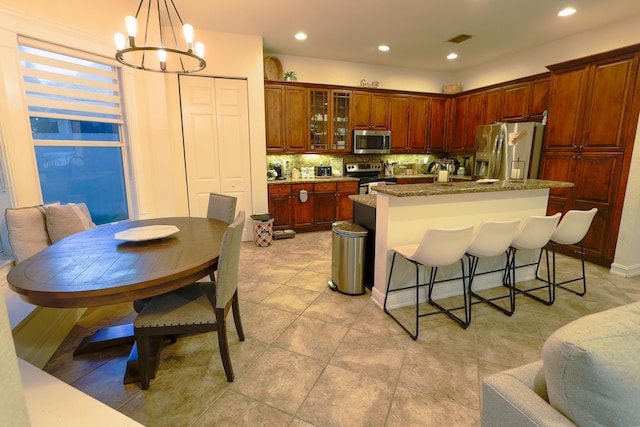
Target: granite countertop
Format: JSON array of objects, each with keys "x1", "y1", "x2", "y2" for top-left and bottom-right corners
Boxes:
[
  {"x1": 373, "y1": 179, "x2": 574, "y2": 197},
  {"x1": 267, "y1": 176, "x2": 359, "y2": 184}
]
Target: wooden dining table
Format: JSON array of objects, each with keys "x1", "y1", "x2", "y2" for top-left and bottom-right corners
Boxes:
[{"x1": 7, "y1": 216, "x2": 228, "y2": 383}]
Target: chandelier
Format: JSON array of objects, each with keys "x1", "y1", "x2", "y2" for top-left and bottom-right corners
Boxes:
[{"x1": 114, "y1": 0, "x2": 206, "y2": 73}]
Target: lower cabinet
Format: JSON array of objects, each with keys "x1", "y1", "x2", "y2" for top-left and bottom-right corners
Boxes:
[{"x1": 268, "y1": 181, "x2": 358, "y2": 231}]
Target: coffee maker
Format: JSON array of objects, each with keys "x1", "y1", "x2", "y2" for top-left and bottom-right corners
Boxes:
[{"x1": 269, "y1": 162, "x2": 284, "y2": 180}]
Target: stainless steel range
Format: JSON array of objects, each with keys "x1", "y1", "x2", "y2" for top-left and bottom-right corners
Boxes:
[{"x1": 345, "y1": 163, "x2": 397, "y2": 194}]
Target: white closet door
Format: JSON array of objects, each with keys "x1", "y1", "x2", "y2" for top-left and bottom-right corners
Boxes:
[{"x1": 179, "y1": 76, "x2": 252, "y2": 226}]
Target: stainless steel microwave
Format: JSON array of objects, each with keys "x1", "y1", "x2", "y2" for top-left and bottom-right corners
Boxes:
[{"x1": 352, "y1": 130, "x2": 391, "y2": 154}]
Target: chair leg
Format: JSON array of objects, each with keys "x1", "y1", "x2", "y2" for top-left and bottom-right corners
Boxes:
[
  {"x1": 555, "y1": 241, "x2": 588, "y2": 296},
  {"x1": 384, "y1": 253, "x2": 420, "y2": 340},
  {"x1": 216, "y1": 308, "x2": 234, "y2": 382},
  {"x1": 467, "y1": 252, "x2": 515, "y2": 316},
  {"x1": 135, "y1": 333, "x2": 151, "y2": 390},
  {"x1": 231, "y1": 291, "x2": 245, "y2": 341},
  {"x1": 424, "y1": 262, "x2": 470, "y2": 329},
  {"x1": 513, "y1": 247, "x2": 555, "y2": 305}
]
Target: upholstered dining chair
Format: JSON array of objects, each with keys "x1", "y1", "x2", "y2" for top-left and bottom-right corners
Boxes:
[
  {"x1": 207, "y1": 192, "x2": 237, "y2": 224},
  {"x1": 384, "y1": 224, "x2": 474, "y2": 340},
  {"x1": 206, "y1": 192, "x2": 238, "y2": 281},
  {"x1": 536, "y1": 208, "x2": 598, "y2": 297},
  {"x1": 133, "y1": 211, "x2": 246, "y2": 390}
]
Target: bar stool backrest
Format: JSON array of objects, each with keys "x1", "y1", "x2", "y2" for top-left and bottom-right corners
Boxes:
[
  {"x1": 551, "y1": 208, "x2": 598, "y2": 245},
  {"x1": 411, "y1": 225, "x2": 474, "y2": 267},
  {"x1": 467, "y1": 219, "x2": 521, "y2": 258},
  {"x1": 511, "y1": 213, "x2": 561, "y2": 250}
]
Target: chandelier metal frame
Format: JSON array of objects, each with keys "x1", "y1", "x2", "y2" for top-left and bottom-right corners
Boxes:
[{"x1": 114, "y1": 0, "x2": 206, "y2": 73}]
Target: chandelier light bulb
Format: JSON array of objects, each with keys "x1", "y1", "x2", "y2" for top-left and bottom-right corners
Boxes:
[
  {"x1": 125, "y1": 16, "x2": 138, "y2": 38},
  {"x1": 183, "y1": 24, "x2": 194, "y2": 44},
  {"x1": 157, "y1": 49, "x2": 167, "y2": 63},
  {"x1": 195, "y1": 42, "x2": 205, "y2": 58},
  {"x1": 114, "y1": 32, "x2": 126, "y2": 50}
]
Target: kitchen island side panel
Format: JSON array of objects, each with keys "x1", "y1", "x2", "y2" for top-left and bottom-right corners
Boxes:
[{"x1": 371, "y1": 189, "x2": 550, "y2": 309}]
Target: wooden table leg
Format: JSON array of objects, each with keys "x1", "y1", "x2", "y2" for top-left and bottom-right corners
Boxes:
[{"x1": 73, "y1": 323, "x2": 136, "y2": 356}]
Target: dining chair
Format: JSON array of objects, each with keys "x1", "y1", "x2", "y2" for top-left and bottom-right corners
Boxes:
[
  {"x1": 206, "y1": 192, "x2": 237, "y2": 281},
  {"x1": 133, "y1": 211, "x2": 246, "y2": 390},
  {"x1": 508, "y1": 213, "x2": 562, "y2": 305},
  {"x1": 466, "y1": 219, "x2": 521, "y2": 320},
  {"x1": 206, "y1": 192, "x2": 237, "y2": 224},
  {"x1": 384, "y1": 224, "x2": 474, "y2": 340},
  {"x1": 536, "y1": 208, "x2": 598, "y2": 297}
]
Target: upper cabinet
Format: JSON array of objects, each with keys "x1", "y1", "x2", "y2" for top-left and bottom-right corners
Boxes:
[
  {"x1": 265, "y1": 84, "x2": 308, "y2": 153},
  {"x1": 352, "y1": 91, "x2": 390, "y2": 130},
  {"x1": 309, "y1": 88, "x2": 352, "y2": 152},
  {"x1": 545, "y1": 53, "x2": 638, "y2": 152},
  {"x1": 389, "y1": 94, "x2": 411, "y2": 152},
  {"x1": 390, "y1": 95, "x2": 449, "y2": 153}
]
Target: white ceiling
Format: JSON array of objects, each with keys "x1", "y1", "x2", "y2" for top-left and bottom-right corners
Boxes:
[{"x1": 177, "y1": 0, "x2": 640, "y2": 72}]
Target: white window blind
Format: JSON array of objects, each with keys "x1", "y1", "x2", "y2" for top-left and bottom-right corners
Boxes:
[{"x1": 18, "y1": 40, "x2": 122, "y2": 126}]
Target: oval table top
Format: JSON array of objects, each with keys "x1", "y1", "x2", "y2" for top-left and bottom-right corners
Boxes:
[{"x1": 7, "y1": 217, "x2": 227, "y2": 308}]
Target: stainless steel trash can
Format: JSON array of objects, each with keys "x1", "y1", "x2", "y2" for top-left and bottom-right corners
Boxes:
[{"x1": 329, "y1": 221, "x2": 367, "y2": 295}]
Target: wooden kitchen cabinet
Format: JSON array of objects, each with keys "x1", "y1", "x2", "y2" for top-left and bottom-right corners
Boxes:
[
  {"x1": 264, "y1": 84, "x2": 308, "y2": 153},
  {"x1": 292, "y1": 183, "x2": 314, "y2": 228},
  {"x1": 501, "y1": 82, "x2": 529, "y2": 121},
  {"x1": 428, "y1": 97, "x2": 448, "y2": 152},
  {"x1": 352, "y1": 91, "x2": 390, "y2": 130},
  {"x1": 484, "y1": 88, "x2": 501, "y2": 124},
  {"x1": 268, "y1": 184, "x2": 293, "y2": 230},
  {"x1": 336, "y1": 181, "x2": 358, "y2": 221},
  {"x1": 408, "y1": 96, "x2": 429, "y2": 152},
  {"x1": 448, "y1": 93, "x2": 480, "y2": 153},
  {"x1": 540, "y1": 47, "x2": 640, "y2": 265},
  {"x1": 389, "y1": 94, "x2": 411, "y2": 151},
  {"x1": 313, "y1": 182, "x2": 337, "y2": 227},
  {"x1": 528, "y1": 77, "x2": 550, "y2": 120}
]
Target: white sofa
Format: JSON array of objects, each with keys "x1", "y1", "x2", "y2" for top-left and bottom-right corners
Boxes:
[{"x1": 482, "y1": 301, "x2": 640, "y2": 427}]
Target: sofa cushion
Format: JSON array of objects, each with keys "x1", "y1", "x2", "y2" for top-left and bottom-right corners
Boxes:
[
  {"x1": 45, "y1": 203, "x2": 95, "y2": 243},
  {"x1": 5, "y1": 206, "x2": 50, "y2": 264},
  {"x1": 542, "y1": 302, "x2": 640, "y2": 427}
]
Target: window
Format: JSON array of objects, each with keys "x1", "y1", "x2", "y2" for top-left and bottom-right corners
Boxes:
[{"x1": 19, "y1": 41, "x2": 129, "y2": 225}]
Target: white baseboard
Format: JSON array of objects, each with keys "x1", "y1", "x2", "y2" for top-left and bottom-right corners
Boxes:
[{"x1": 609, "y1": 262, "x2": 640, "y2": 278}]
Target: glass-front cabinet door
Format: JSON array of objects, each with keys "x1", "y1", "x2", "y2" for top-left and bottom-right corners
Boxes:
[
  {"x1": 332, "y1": 90, "x2": 350, "y2": 152},
  {"x1": 309, "y1": 89, "x2": 329, "y2": 151}
]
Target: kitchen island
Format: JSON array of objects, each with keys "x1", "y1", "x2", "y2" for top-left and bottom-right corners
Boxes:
[{"x1": 352, "y1": 179, "x2": 574, "y2": 309}]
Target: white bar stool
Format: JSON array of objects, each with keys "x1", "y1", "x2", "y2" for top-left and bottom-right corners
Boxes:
[
  {"x1": 509, "y1": 213, "x2": 562, "y2": 305},
  {"x1": 466, "y1": 219, "x2": 521, "y2": 320},
  {"x1": 536, "y1": 208, "x2": 598, "y2": 297},
  {"x1": 384, "y1": 224, "x2": 474, "y2": 340}
]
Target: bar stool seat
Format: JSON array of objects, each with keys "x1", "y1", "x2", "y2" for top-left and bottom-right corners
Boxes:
[
  {"x1": 466, "y1": 219, "x2": 521, "y2": 320},
  {"x1": 384, "y1": 224, "x2": 474, "y2": 340},
  {"x1": 536, "y1": 208, "x2": 598, "y2": 297},
  {"x1": 509, "y1": 213, "x2": 561, "y2": 305}
]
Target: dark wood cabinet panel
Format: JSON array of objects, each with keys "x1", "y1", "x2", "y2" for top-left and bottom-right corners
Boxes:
[
  {"x1": 428, "y1": 97, "x2": 448, "y2": 152},
  {"x1": 545, "y1": 68, "x2": 589, "y2": 150},
  {"x1": 268, "y1": 184, "x2": 293, "y2": 230},
  {"x1": 352, "y1": 91, "x2": 389, "y2": 130},
  {"x1": 284, "y1": 87, "x2": 308, "y2": 152},
  {"x1": 389, "y1": 95, "x2": 411, "y2": 151},
  {"x1": 501, "y1": 82, "x2": 529, "y2": 121},
  {"x1": 466, "y1": 92, "x2": 484, "y2": 151},
  {"x1": 484, "y1": 89, "x2": 501, "y2": 124},
  {"x1": 265, "y1": 86, "x2": 285, "y2": 153},
  {"x1": 528, "y1": 78, "x2": 551, "y2": 119},
  {"x1": 448, "y1": 95, "x2": 469, "y2": 152},
  {"x1": 336, "y1": 182, "x2": 358, "y2": 221},
  {"x1": 582, "y1": 56, "x2": 638, "y2": 151},
  {"x1": 409, "y1": 96, "x2": 429, "y2": 152},
  {"x1": 292, "y1": 183, "x2": 314, "y2": 228}
]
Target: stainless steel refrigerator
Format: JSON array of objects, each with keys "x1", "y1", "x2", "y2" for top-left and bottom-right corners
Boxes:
[{"x1": 473, "y1": 122, "x2": 544, "y2": 180}]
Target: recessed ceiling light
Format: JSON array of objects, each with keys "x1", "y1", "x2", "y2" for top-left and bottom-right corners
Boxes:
[
  {"x1": 378, "y1": 45, "x2": 390, "y2": 52},
  {"x1": 447, "y1": 53, "x2": 458, "y2": 60},
  {"x1": 295, "y1": 32, "x2": 307, "y2": 40},
  {"x1": 558, "y1": 7, "x2": 576, "y2": 17}
]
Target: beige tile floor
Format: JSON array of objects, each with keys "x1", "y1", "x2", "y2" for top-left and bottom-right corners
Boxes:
[{"x1": 43, "y1": 230, "x2": 640, "y2": 426}]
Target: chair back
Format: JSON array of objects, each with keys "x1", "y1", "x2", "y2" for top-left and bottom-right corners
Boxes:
[
  {"x1": 467, "y1": 219, "x2": 521, "y2": 258},
  {"x1": 551, "y1": 208, "x2": 598, "y2": 245},
  {"x1": 411, "y1": 224, "x2": 474, "y2": 267},
  {"x1": 215, "y1": 211, "x2": 245, "y2": 308},
  {"x1": 511, "y1": 213, "x2": 561, "y2": 250},
  {"x1": 207, "y1": 193, "x2": 237, "y2": 224}
]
